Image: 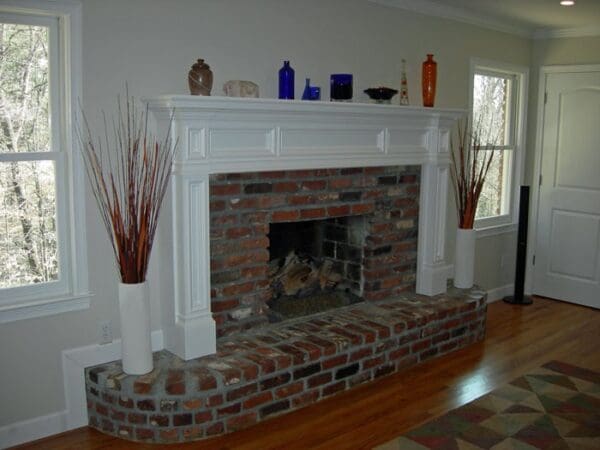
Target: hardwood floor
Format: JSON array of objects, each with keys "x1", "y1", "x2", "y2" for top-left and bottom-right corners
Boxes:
[{"x1": 16, "y1": 297, "x2": 600, "y2": 449}]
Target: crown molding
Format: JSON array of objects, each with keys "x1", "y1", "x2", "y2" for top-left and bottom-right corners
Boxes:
[
  {"x1": 533, "y1": 25, "x2": 600, "y2": 40},
  {"x1": 368, "y1": 0, "x2": 531, "y2": 37},
  {"x1": 369, "y1": 0, "x2": 600, "y2": 40}
]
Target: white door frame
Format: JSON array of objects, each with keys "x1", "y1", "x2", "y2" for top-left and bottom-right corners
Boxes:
[{"x1": 526, "y1": 64, "x2": 600, "y2": 296}]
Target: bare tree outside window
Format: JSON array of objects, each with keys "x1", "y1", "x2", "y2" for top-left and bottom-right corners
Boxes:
[
  {"x1": 472, "y1": 73, "x2": 512, "y2": 220},
  {"x1": 0, "y1": 22, "x2": 58, "y2": 288}
]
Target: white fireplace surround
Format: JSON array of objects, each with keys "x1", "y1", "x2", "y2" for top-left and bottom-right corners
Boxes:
[{"x1": 147, "y1": 96, "x2": 463, "y2": 361}]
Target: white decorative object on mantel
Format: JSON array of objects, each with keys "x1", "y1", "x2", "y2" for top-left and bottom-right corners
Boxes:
[{"x1": 146, "y1": 96, "x2": 464, "y2": 361}]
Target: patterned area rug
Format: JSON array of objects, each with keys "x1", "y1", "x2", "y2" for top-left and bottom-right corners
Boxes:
[{"x1": 376, "y1": 361, "x2": 600, "y2": 450}]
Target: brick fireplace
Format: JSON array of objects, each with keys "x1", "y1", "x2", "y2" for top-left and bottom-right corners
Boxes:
[
  {"x1": 83, "y1": 98, "x2": 488, "y2": 444},
  {"x1": 147, "y1": 96, "x2": 463, "y2": 361},
  {"x1": 209, "y1": 165, "x2": 421, "y2": 336}
]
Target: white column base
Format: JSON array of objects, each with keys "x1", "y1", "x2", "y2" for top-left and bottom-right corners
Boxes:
[{"x1": 164, "y1": 314, "x2": 216, "y2": 360}]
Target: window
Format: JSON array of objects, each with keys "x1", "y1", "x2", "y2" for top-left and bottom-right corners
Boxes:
[
  {"x1": 470, "y1": 59, "x2": 528, "y2": 234},
  {"x1": 0, "y1": 1, "x2": 88, "y2": 322}
]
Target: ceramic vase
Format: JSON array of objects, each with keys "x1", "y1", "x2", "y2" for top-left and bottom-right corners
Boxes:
[
  {"x1": 118, "y1": 281, "x2": 153, "y2": 375},
  {"x1": 454, "y1": 228, "x2": 475, "y2": 289},
  {"x1": 188, "y1": 58, "x2": 213, "y2": 96},
  {"x1": 421, "y1": 54, "x2": 437, "y2": 107}
]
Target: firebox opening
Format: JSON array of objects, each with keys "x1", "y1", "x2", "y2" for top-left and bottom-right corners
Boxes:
[{"x1": 267, "y1": 216, "x2": 366, "y2": 322}]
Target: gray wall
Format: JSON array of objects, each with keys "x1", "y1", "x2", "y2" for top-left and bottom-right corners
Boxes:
[{"x1": 0, "y1": 0, "x2": 534, "y2": 428}]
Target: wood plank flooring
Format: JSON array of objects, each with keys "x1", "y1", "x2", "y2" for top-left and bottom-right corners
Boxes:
[{"x1": 15, "y1": 296, "x2": 600, "y2": 449}]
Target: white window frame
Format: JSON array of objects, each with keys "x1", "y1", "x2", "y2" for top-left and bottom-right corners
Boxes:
[
  {"x1": 0, "y1": 0, "x2": 89, "y2": 323},
  {"x1": 469, "y1": 58, "x2": 528, "y2": 238}
]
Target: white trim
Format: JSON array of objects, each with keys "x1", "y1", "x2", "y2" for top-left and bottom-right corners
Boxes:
[
  {"x1": 368, "y1": 0, "x2": 600, "y2": 39},
  {"x1": 367, "y1": 0, "x2": 530, "y2": 37},
  {"x1": 534, "y1": 25, "x2": 600, "y2": 39},
  {"x1": 469, "y1": 58, "x2": 528, "y2": 236},
  {"x1": 486, "y1": 284, "x2": 514, "y2": 303},
  {"x1": 0, "y1": 329, "x2": 163, "y2": 448},
  {"x1": 526, "y1": 63, "x2": 600, "y2": 296},
  {"x1": 0, "y1": 0, "x2": 88, "y2": 321},
  {"x1": 0, "y1": 292, "x2": 91, "y2": 323},
  {"x1": 0, "y1": 410, "x2": 67, "y2": 449}
]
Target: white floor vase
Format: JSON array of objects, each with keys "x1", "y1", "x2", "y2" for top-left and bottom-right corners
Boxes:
[
  {"x1": 118, "y1": 281, "x2": 153, "y2": 375},
  {"x1": 454, "y1": 228, "x2": 476, "y2": 289}
]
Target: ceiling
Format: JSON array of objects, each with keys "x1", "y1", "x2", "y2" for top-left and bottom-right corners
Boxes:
[{"x1": 370, "y1": 0, "x2": 600, "y2": 38}]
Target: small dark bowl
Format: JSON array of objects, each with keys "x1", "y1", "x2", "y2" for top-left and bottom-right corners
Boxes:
[{"x1": 364, "y1": 87, "x2": 398, "y2": 101}]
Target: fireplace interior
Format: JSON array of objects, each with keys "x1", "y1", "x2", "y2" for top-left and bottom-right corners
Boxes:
[{"x1": 267, "y1": 216, "x2": 366, "y2": 322}]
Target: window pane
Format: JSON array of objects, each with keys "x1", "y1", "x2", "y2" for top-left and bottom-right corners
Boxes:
[
  {"x1": 476, "y1": 150, "x2": 511, "y2": 220},
  {"x1": 473, "y1": 74, "x2": 510, "y2": 146},
  {"x1": 0, "y1": 160, "x2": 58, "y2": 288},
  {"x1": 0, "y1": 22, "x2": 50, "y2": 153}
]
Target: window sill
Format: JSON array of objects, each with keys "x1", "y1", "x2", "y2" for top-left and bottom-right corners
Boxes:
[
  {"x1": 475, "y1": 223, "x2": 517, "y2": 239},
  {"x1": 0, "y1": 292, "x2": 92, "y2": 324}
]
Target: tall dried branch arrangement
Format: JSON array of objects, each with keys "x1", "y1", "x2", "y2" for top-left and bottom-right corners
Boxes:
[
  {"x1": 450, "y1": 119, "x2": 497, "y2": 229},
  {"x1": 78, "y1": 93, "x2": 177, "y2": 283}
]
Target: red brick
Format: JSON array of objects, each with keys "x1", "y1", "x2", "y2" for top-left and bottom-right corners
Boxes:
[
  {"x1": 118, "y1": 396, "x2": 134, "y2": 408},
  {"x1": 110, "y1": 408, "x2": 125, "y2": 421},
  {"x1": 289, "y1": 194, "x2": 314, "y2": 205},
  {"x1": 300, "y1": 207, "x2": 326, "y2": 219},
  {"x1": 222, "y1": 282, "x2": 254, "y2": 297},
  {"x1": 288, "y1": 169, "x2": 315, "y2": 178},
  {"x1": 308, "y1": 372, "x2": 332, "y2": 388},
  {"x1": 292, "y1": 341, "x2": 322, "y2": 360},
  {"x1": 243, "y1": 391, "x2": 273, "y2": 409},
  {"x1": 411, "y1": 339, "x2": 431, "y2": 352},
  {"x1": 323, "y1": 354, "x2": 349, "y2": 369},
  {"x1": 226, "y1": 383, "x2": 258, "y2": 402},
  {"x1": 292, "y1": 390, "x2": 320, "y2": 408},
  {"x1": 95, "y1": 403, "x2": 108, "y2": 416},
  {"x1": 194, "y1": 411, "x2": 213, "y2": 424},
  {"x1": 149, "y1": 414, "x2": 169, "y2": 427},
  {"x1": 351, "y1": 203, "x2": 375, "y2": 215},
  {"x1": 230, "y1": 197, "x2": 259, "y2": 209},
  {"x1": 350, "y1": 347, "x2": 373, "y2": 362},
  {"x1": 159, "y1": 429, "x2": 179, "y2": 442},
  {"x1": 128, "y1": 412, "x2": 147, "y2": 424},
  {"x1": 211, "y1": 184, "x2": 241, "y2": 196},
  {"x1": 275, "y1": 381, "x2": 304, "y2": 398},
  {"x1": 211, "y1": 299, "x2": 240, "y2": 313},
  {"x1": 389, "y1": 346, "x2": 410, "y2": 360},
  {"x1": 218, "y1": 402, "x2": 241, "y2": 417},
  {"x1": 206, "y1": 422, "x2": 224, "y2": 436},
  {"x1": 207, "y1": 394, "x2": 223, "y2": 406},
  {"x1": 327, "y1": 205, "x2": 351, "y2": 217},
  {"x1": 227, "y1": 412, "x2": 258, "y2": 432},
  {"x1": 322, "y1": 381, "x2": 346, "y2": 397},
  {"x1": 210, "y1": 200, "x2": 226, "y2": 211},
  {"x1": 165, "y1": 369, "x2": 185, "y2": 395},
  {"x1": 258, "y1": 195, "x2": 286, "y2": 208},
  {"x1": 363, "y1": 355, "x2": 385, "y2": 369},
  {"x1": 305, "y1": 336, "x2": 337, "y2": 356},
  {"x1": 245, "y1": 352, "x2": 277, "y2": 374},
  {"x1": 226, "y1": 226, "x2": 253, "y2": 239},
  {"x1": 192, "y1": 368, "x2": 217, "y2": 390},
  {"x1": 135, "y1": 428, "x2": 154, "y2": 440},
  {"x1": 302, "y1": 180, "x2": 327, "y2": 190},
  {"x1": 241, "y1": 266, "x2": 268, "y2": 279},
  {"x1": 240, "y1": 237, "x2": 270, "y2": 250},
  {"x1": 272, "y1": 210, "x2": 300, "y2": 222},
  {"x1": 183, "y1": 426, "x2": 203, "y2": 439},
  {"x1": 329, "y1": 178, "x2": 353, "y2": 189}
]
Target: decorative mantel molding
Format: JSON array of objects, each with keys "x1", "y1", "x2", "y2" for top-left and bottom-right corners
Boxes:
[{"x1": 147, "y1": 96, "x2": 464, "y2": 361}]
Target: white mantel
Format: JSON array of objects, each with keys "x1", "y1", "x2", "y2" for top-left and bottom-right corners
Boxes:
[{"x1": 147, "y1": 96, "x2": 463, "y2": 361}]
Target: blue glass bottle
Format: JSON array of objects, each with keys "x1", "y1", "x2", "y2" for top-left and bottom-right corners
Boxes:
[{"x1": 278, "y1": 60, "x2": 294, "y2": 99}]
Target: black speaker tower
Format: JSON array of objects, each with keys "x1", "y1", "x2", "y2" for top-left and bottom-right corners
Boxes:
[{"x1": 504, "y1": 186, "x2": 533, "y2": 305}]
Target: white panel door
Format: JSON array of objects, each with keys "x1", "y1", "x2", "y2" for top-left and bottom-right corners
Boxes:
[{"x1": 533, "y1": 70, "x2": 600, "y2": 309}]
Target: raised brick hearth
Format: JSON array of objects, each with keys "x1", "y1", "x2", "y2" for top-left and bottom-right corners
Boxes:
[{"x1": 86, "y1": 287, "x2": 487, "y2": 444}]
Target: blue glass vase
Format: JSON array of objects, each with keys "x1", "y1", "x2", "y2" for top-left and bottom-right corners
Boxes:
[{"x1": 278, "y1": 60, "x2": 294, "y2": 99}]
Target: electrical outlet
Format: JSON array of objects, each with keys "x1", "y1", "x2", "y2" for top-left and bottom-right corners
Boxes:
[{"x1": 99, "y1": 320, "x2": 112, "y2": 345}]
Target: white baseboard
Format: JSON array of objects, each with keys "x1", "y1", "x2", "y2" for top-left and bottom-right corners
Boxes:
[
  {"x1": 0, "y1": 330, "x2": 163, "y2": 448},
  {"x1": 486, "y1": 284, "x2": 514, "y2": 303},
  {"x1": 0, "y1": 410, "x2": 67, "y2": 449}
]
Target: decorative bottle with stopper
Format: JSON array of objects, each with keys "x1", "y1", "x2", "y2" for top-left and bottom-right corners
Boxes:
[{"x1": 399, "y1": 59, "x2": 409, "y2": 105}]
